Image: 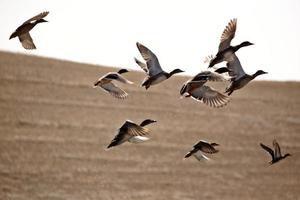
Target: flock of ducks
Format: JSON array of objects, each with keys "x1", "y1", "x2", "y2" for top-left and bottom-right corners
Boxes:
[{"x1": 9, "y1": 12, "x2": 290, "y2": 165}]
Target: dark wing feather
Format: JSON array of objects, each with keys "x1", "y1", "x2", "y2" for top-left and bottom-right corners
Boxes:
[{"x1": 260, "y1": 143, "x2": 275, "y2": 160}]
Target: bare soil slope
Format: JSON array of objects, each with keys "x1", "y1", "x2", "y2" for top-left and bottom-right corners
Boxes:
[{"x1": 0, "y1": 51, "x2": 299, "y2": 200}]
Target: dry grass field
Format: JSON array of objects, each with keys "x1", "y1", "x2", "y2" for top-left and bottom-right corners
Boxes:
[{"x1": 0, "y1": 51, "x2": 299, "y2": 200}]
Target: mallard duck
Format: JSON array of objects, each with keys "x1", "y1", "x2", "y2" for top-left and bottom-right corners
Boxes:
[
  {"x1": 224, "y1": 54, "x2": 267, "y2": 95},
  {"x1": 184, "y1": 140, "x2": 219, "y2": 161},
  {"x1": 107, "y1": 119, "x2": 157, "y2": 149},
  {"x1": 9, "y1": 11, "x2": 49, "y2": 50},
  {"x1": 93, "y1": 69, "x2": 133, "y2": 99},
  {"x1": 208, "y1": 18, "x2": 253, "y2": 68},
  {"x1": 135, "y1": 42, "x2": 184, "y2": 89},
  {"x1": 180, "y1": 68, "x2": 231, "y2": 108},
  {"x1": 260, "y1": 139, "x2": 291, "y2": 165}
]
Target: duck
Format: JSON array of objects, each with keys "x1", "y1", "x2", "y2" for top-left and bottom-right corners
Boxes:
[
  {"x1": 180, "y1": 68, "x2": 231, "y2": 108},
  {"x1": 184, "y1": 140, "x2": 219, "y2": 161},
  {"x1": 135, "y1": 42, "x2": 184, "y2": 89},
  {"x1": 107, "y1": 119, "x2": 157, "y2": 149},
  {"x1": 93, "y1": 69, "x2": 133, "y2": 99},
  {"x1": 224, "y1": 54, "x2": 267, "y2": 95},
  {"x1": 208, "y1": 18, "x2": 254, "y2": 68},
  {"x1": 260, "y1": 139, "x2": 291, "y2": 165},
  {"x1": 9, "y1": 11, "x2": 49, "y2": 50}
]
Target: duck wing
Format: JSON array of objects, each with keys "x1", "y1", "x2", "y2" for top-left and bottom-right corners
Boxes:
[
  {"x1": 103, "y1": 72, "x2": 133, "y2": 84},
  {"x1": 226, "y1": 54, "x2": 246, "y2": 80},
  {"x1": 134, "y1": 57, "x2": 148, "y2": 74},
  {"x1": 122, "y1": 121, "x2": 150, "y2": 137},
  {"x1": 23, "y1": 11, "x2": 49, "y2": 24},
  {"x1": 190, "y1": 85, "x2": 230, "y2": 108},
  {"x1": 192, "y1": 71, "x2": 229, "y2": 82},
  {"x1": 218, "y1": 18, "x2": 237, "y2": 52},
  {"x1": 273, "y1": 139, "x2": 282, "y2": 158},
  {"x1": 194, "y1": 151, "x2": 210, "y2": 161},
  {"x1": 100, "y1": 82, "x2": 128, "y2": 99},
  {"x1": 18, "y1": 32, "x2": 36, "y2": 49},
  {"x1": 260, "y1": 143, "x2": 275, "y2": 160},
  {"x1": 136, "y1": 42, "x2": 163, "y2": 76},
  {"x1": 194, "y1": 140, "x2": 219, "y2": 154}
]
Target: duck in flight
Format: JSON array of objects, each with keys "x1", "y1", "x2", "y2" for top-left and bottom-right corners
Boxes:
[
  {"x1": 260, "y1": 139, "x2": 291, "y2": 165},
  {"x1": 208, "y1": 18, "x2": 253, "y2": 68},
  {"x1": 180, "y1": 67, "x2": 231, "y2": 108},
  {"x1": 93, "y1": 69, "x2": 133, "y2": 99},
  {"x1": 135, "y1": 42, "x2": 184, "y2": 89},
  {"x1": 9, "y1": 11, "x2": 49, "y2": 50},
  {"x1": 107, "y1": 119, "x2": 157, "y2": 149},
  {"x1": 184, "y1": 140, "x2": 219, "y2": 161},
  {"x1": 224, "y1": 54, "x2": 267, "y2": 95}
]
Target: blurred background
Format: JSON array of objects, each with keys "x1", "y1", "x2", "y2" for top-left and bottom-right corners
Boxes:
[{"x1": 0, "y1": 1, "x2": 300, "y2": 200}]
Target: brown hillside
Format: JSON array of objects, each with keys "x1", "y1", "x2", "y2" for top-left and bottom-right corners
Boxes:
[{"x1": 0, "y1": 51, "x2": 299, "y2": 200}]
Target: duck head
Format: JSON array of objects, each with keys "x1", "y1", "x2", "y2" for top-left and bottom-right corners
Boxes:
[
  {"x1": 140, "y1": 119, "x2": 157, "y2": 127},
  {"x1": 169, "y1": 69, "x2": 184, "y2": 77},
  {"x1": 239, "y1": 41, "x2": 254, "y2": 47},
  {"x1": 284, "y1": 153, "x2": 291, "y2": 158},
  {"x1": 253, "y1": 70, "x2": 268, "y2": 78},
  {"x1": 210, "y1": 143, "x2": 220, "y2": 146},
  {"x1": 117, "y1": 69, "x2": 130, "y2": 74}
]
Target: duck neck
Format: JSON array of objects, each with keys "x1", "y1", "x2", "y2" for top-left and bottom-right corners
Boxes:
[
  {"x1": 140, "y1": 119, "x2": 155, "y2": 127},
  {"x1": 283, "y1": 154, "x2": 290, "y2": 159},
  {"x1": 251, "y1": 71, "x2": 262, "y2": 79},
  {"x1": 233, "y1": 43, "x2": 245, "y2": 52},
  {"x1": 168, "y1": 70, "x2": 181, "y2": 78}
]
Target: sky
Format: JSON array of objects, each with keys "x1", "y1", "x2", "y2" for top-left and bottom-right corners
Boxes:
[{"x1": 0, "y1": 0, "x2": 299, "y2": 81}]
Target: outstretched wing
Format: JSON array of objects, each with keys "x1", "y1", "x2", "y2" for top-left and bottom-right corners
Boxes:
[
  {"x1": 273, "y1": 139, "x2": 282, "y2": 158},
  {"x1": 226, "y1": 54, "x2": 246, "y2": 80},
  {"x1": 123, "y1": 121, "x2": 150, "y2": 137},
  {"x1": 136, "y1": 42, "x2": 163, "y2": 76},
  {"x1": 192, "y1": 71, "x2": 229, "y2": 82},
  {"x1": 103, "y1": 72, "x2": 133, "y2": 84},
  {"x1": 23, "y1": 11, "x2": 49, "y2": 24},
  {"x1": 190, "y1": 85, "x2": 230, "y2": 108},
  {"x1": 134, "y1": 57, "x2": 148, "y2": 74},
  {"x1": 219, "y1": 18, "x2": 237, "y2": 52},
  {"x1": 260, "y1": 143, "x2": 275, "y2": 160},
  {"x1": 18, "y1": 33, "x2": 36, "y2": 49},
  {"x1": 100, "y1": 82, "x2": 128, "y2": 99}
]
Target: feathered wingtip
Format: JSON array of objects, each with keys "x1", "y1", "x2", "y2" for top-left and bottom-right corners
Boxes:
[
  {"x1": 204, "y1": 55, "x2": 215, "y2": 64},
  {"x1": 9, "y1": 31, "x2": 17, "y2": 40},
  {"x1": 93, "y1": 80, "x2": 100, "y2": 88},
  {"x1": 184, "y1": 151, "x2": 193, "y2": 159}
]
